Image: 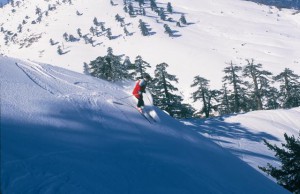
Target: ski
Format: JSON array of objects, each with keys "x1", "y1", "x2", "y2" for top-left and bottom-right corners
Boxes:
[{"x1": 113, "y1": 101, "x2": 153, "y2": 124}]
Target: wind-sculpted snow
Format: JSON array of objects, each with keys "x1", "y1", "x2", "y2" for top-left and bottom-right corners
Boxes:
[{"x1": 1, "y1": 56, "x2": 292, "y2": 193}]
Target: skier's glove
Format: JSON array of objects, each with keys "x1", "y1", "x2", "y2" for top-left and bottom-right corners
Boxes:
[{"x1": 138, "y1": 91, "x2": 142, "y2": 95}]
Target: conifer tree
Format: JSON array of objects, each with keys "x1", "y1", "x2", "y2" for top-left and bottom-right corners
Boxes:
[
  {"x1": 222, "y1": 61, "x2": 244, "y2": 113},
  {"x1": 259, "y1": 132, "x2": 300, "y2": 193},
  {"x1": 217, "y1": 83, "x2": 232, "y2": 115},
  {"x1": 89, "y1": 47, "x2": 129, "y2": 81},
  {"x1": 128, "y1": 3, "x2": 135, "y2": 16},
  {"x1": 133, "y1": 55, "x2": 151, "y2": 78},
  {"x1": 106, "y1": 28, "x2": 112, "y2": 40},
  {"x1": 243, "y1": 59, "x2": 273, "y2": 110},
  {"x1": 159, "y1": 8, "x2": 166, "y2": 20},
  {"x1": 163, "y1": 24, "x2": 173, "y2": 36},
  {"x1": 138, "y1": 19, "x2": 150, "y2": 36},
  {"x1": 274, "y1": 68, "x2": 300, "y2": 108},
  {"x1": 123, "y1": 26, "x2": 130, "y2": 36},
  {"x1": 191, "y1": 76, "x2": 218, "y2": 118},
  {"x1": 150, "y1": 0, "x2": 157, "y2": 11},
  {"x1": 151, "y1": 63, "x2": 183, "y2": 117},
  {"x1": 180, "y1": 14, "x2": 187, "y2": 25},
  {"x1": 167, "y1": 2, "x2": 173, "y2": 14}
]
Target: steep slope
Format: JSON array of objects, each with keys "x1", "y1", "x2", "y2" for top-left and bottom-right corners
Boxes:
[
  {"x1": 184, "y1": 107, "x2": 300, "y2": 177},
  {"x1": 0, "y1": 56, "x2": 291, "y2": 193},
  {"x1": 0, "y1": 0, "x2": 299, "y2": 100}
]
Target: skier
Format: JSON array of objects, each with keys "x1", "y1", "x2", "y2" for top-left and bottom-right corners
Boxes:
[{"x1": 132, "y1": 73, "x2": 151, "y2": 113}]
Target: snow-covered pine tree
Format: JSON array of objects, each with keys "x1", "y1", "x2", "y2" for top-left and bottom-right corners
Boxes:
[
  {"x1": 63, "y1": 32, "x2": 69, "y2": 41},
  {"x1": 57, "y1": 45, "x2": 63, "y2": 55},
  {"x1": 273, "y1": 68, "x2": 300, "y2": 108},
  {"x1": 222, "y1": 61, "x2": 244, "y2": 113},
  {"x1": 243, "y1": 59, "x2": 273, "y2": 110},
  {"x1": 265, "y1": 86, "x2": 280, "y2": 110},
  {"x1": 151, "y1": 62, "x2": 183, "y2": 117},
  {"x1": 123, "y1": 26, "x2": 130, "y2": 36},
  {"x1": 163, "y1": 24, "x2": 173, "y2": 36},
  {"x1": 137, "y1": 0, "x2": 144, "y2": 7},
  {"x1": 167, "y1": 2, "x2": 173, "y2": 14},
  {"x1": 191, "y1": 76, "x2": 219, "y2": 118},
  {"x1": 17, "y1": 24, "x2": 22, "y2": 33},
  {"x1": 180, "y1": 14, "x2": 187, "y2": 25},
  {"x1": 106, "y1": 28, "x2": 113, "y2": 40},
  {"x1": 128, "y1": 3, "x2": 135, "y2": 17},
  {"x1": 159, "y1": 8, "x2": 166, "y2": 20},
  {"x1": 150, "y1": 0, "x2": 157, "y2": 11},
  {"x1": 83, "y1": 62, "x2": 90, "y2": 75},
  {"x1": 217, "y1": 83, "x2": 232, "y2": 115},
  {"x1": 77, "y1": 28, "x2": 82, "y2": 37},
  {"x1": 133, "y1": 55, "x2": 151, "y2": 79},
  {"x1": 35, "y1": 6, "x2": 41, "y2": 15},
  {"x1": 138, "y1": 19, "x2": 150, "y2": 36},
  {"x1": 259, "y1": 132, "x2": 300, "y2": 194}
]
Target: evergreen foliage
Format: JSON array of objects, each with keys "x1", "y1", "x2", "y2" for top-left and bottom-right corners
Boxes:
[
  {"x1": 191, "y1": 76, "x2": 219, "y2": 118},
  {"x1": 151, "y1": 63, "x2": 185, "y2": 118},
  {"x1": 259, "y1": 132, "x2": 300, "y2": 194},
  {"x1": 243, "y1": 59, "x2": 273, "y2": 110},
  {"x1": 167, "y1": 2, "x2": 173, "y2": 14},
  {"x1": 163, "y1": 24, "x2": 173, "y2": 36},
  {"x1": 274, "y1": 68, "x2": 300, "y2": 109},
  {"x1": 180, "y1": 14, "x2": 187, "y2": 25},
  {"x1": 133, "y1": 55, "x2": 151, "y2": 79},
  {"x1": 138, "y1": 19, "x2": 150, "y2": 36},
  {"x1": 88, "y1": 47, "x2": 129, "y2": 81},
  {"x1": 222, "y1": 61, "x2": 244, "y2": 113}
]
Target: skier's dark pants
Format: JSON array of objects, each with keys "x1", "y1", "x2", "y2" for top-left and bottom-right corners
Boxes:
[{"x1": 137, "y1": 96, "x2": 144, "y2": 107}]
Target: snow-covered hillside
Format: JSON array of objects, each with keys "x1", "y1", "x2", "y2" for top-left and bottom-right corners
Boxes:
[
  {"x1": 1, "y1": 0, "x2": 300, "y2": 103},
  {"x1": 1, "y1": 56, "x2": 293, "y2": 193},
  {"x1": 183, "y1": 107, "x2": 300, "y2": 176}
]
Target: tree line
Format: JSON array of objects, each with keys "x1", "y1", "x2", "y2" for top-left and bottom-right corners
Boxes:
[{"x1": 84, "y1": 48, "x2": 300, "y2": 119}]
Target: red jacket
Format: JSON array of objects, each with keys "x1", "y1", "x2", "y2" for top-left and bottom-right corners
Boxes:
[{"x1": 132, "y1": 79, "x2": 146, "y2": 99}]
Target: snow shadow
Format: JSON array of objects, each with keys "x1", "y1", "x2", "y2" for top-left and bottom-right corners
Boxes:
[
  {"x1": 0, "y1": 0, "x2": 8, "y2": 8},
  {"x1": 187, "y1": 117, "x2": 279, "y2": 143}
]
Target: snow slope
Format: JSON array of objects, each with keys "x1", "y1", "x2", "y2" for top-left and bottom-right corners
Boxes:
[
  {"x1": 0, "y1": 56, "x2": 292, "y2": 193},
  {"x1": 1, "y1": 0, "x2": 300, "y2": 104},
  {"x1": 183, "y1": 107, "x2": 300, "y2": 178}
]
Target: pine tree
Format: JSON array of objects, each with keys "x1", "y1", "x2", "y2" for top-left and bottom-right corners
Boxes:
[
  {"x1": 163, "y1": 24, "x2": 173, "y2": 36},
  {"x1": 217, "y1": 83, "x2": 232, "y2": 115},
  {"x1": 159, "y1": 8, "x2": 166, "y2": 20},
  {"x1": 83, "y1": 62, "x2": 90, "y2": 75},
  {"x1": 180, "y1": 14, "x2": 187, "y2": 25},
  {"x1": 151, "y1": 63, "x2": 182, "y2": 117},
  {"x1": 123, "y1": 26, "x2": 130, "y2": 36},
  {"x1": 259, "y1": 132, "x2": 300, "y2": 193},
  {"x1": 138, "y1": 19, "x2": 150, "y2": 36},
  {"x1": 274, "y1": 68, "x2": 300, "y2": 108},
  {"x1": 89, "y1": 47, "x2": 129, "y2": 81},
  {"x1": 128, "y1": 3, "x2": 135, "y2": 17},
  {"x1": 191, "y1": 76, "x2": 218, "y2": 118},
  {"x1": 77, "y1": 28, "x2": 82, "y2": 37},
  {"x1": 265, "y1": 86, "x2": 281, "y2": 110},
  {"x1": 106, "y1": 28, "x2": 112, "y2": 40},
  {"x1": 17, "y1": 24, "x2": 22, "y2": 33},
  {"x1": 243, "y1": 59, "x2": 273, "y2": 110},
  {"x1": 133, "y1": 55, "x2": 151, "y2": 78},
  {"x1": 57, "y1": 46, "x2": 63, "y2": 55},
  {"x1": 150, "y1": 0, "x2": 157, "y2": 11},
  {"x1": 167, "y1": 2, "x2": 173, "y2": 14},
  {"x1": 222, "y1": 61, "x2": 244, "y2": 113}
]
